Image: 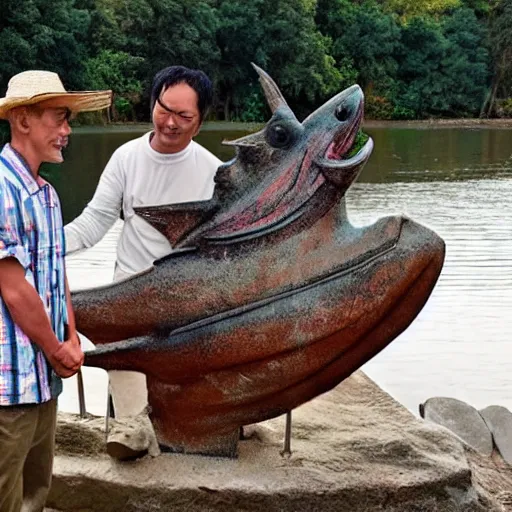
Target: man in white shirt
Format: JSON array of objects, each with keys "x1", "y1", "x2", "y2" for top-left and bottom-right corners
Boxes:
[{"x1": 65, "y1": 66, "x2": 222, "y2": 458}]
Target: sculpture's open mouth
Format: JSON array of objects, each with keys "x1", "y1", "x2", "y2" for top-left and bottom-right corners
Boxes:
[
  {"x1": 326, "y1": 110, "x2": 363, "y2": 160},
  {"x1": 314, "y1": 106, "x2": 373, "y2": 177}
]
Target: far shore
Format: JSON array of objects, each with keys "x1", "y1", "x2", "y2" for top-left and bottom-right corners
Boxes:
[{"x1": 72, "y1": 117, "x2": 512, "y2": 133}]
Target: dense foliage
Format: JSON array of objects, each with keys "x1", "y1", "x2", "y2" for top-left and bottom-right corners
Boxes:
[{"x1": 0, "y1": 0, "x2": 508, "y2": 121}]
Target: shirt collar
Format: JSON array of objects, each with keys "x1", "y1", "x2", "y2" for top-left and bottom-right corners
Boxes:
[
  {"x1": 146, "y1": 131, "x2": 193, "y2": 163},
  {"x1": 0, "y1": 144, "x2": 48, "y2": 195}
]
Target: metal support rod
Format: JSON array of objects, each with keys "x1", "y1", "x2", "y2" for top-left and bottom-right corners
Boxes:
[
  {"x1": 77, "y1": 369, "x2": 86, "y2": 418},
  {"x1": 282, "y1": 410, "x2": 292, "y2": 456},
  {"x1": 105, "y1": 388, "x2": 111, "y2": 438}
]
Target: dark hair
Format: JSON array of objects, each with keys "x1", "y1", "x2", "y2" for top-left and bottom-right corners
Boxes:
[{"x1": 150, "y1": 66, "x2": 213, "y2": 122}]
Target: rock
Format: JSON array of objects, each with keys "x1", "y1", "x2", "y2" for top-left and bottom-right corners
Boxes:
[
  {"x1": 106, "y1": 411, "x2": 161, "y2": 461},
  {"x1": 480, "y1": 405, "x2": 512, "y2": 464},
  {"x1": 48, "y1": 372, "x2": 498, "y2": 512},
  {"x1": 106, "y1": 430, "x2": 149, "y2": 461},
  {"x1": 420, "y1": 397, "x2": 493, "y2": 456},
  {"x1": 56, "y1": 409, "x2": 160, "y2": 461},
  {"x1": 465, "y1": 446, "x2": 512, "y2": 509}
]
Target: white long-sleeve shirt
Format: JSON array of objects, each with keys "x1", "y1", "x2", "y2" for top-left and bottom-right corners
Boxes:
[{"x1": 65, "y1": 132, "x2": 222, "y2": 276}]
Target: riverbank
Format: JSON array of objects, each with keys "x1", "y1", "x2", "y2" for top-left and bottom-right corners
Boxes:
[
  {"x1": 47, "y1": 371, "x2": 510, "y2": 511},
  {"x1": 364, "y1": 118, "x2": 512, "y2": 129}
]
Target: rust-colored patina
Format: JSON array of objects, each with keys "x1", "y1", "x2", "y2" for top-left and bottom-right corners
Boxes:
[{"x1": 75, "y1": 65, "x2": 445, "y2": 457}]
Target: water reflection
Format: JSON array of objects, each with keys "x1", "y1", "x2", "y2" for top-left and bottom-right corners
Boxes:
[
  {"x1": 366, "y1": 127, "x2": 512, "y2": 182},
  {"x1": 347, "y1": 178, "x2": 512, "y2": 414},
  {"x1": 57, "y1": 124, "x2": 512, "y2": 417}
]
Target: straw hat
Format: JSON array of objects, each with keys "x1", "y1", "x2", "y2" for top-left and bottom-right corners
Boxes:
[{"x1": 0, "y1": 70, "x2": 112, "y2": 119}]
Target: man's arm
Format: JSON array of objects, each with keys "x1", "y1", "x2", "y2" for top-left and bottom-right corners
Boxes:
[
  {"x1": 65, "y1": 151, "x2": 124, "y2": 253},
  {"x1": 64, "y1": 270, "x2": 82, "y2": 352},
  {"x1": 0, "y1": 258, "x2": 83, "y2": 378}
]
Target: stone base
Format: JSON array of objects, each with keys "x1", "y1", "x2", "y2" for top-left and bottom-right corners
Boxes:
[
  {"x1": 158, "y1": 428, "x2": 240, "y2": 458},
  {"x1": 47, "y1": 372, "x2": 500, "y2": 512}
]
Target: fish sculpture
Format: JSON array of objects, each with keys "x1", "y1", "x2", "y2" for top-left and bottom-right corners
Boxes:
[{"x1": 74, "y1": 65, "x2": 445, "y2": 457}]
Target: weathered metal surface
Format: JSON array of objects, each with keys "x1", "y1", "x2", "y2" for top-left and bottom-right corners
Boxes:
[{"x1": 75, "y1": 65, "x2": 445, "y2": 457}]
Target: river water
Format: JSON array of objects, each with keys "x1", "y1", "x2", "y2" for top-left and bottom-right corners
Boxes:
[{"x1": 51, "y1": 122, "x2": 512, "y2": 418}]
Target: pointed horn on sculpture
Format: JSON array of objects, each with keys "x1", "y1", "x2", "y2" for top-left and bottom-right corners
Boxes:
[{"x1": 251, "y1": 63, "x2": 289, "y2": 113}]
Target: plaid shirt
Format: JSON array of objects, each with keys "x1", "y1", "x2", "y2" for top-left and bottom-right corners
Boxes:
[{"x1": 0, "y1": 144, "x2": 67, "y2": 405}]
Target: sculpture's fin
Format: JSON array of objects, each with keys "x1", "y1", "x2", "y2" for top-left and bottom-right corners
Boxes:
[{"x1": 134, "y1": 201, "x2": 218, "y2": 246}]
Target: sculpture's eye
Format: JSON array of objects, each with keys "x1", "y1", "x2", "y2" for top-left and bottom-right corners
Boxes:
[
  {"x1": 266, "y1": 124, "x2": 292, "y2": 149},
  {"x1": 335, "y1": 105, "x2": 351, "y2": 122}
]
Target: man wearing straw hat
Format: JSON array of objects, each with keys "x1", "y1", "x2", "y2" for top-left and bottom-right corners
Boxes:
[{"x1": 0, "y1": 70, "x2": 111, "y2": 512}]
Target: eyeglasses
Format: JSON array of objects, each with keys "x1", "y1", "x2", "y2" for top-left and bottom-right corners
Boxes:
[
  {"x1": 156, "y1": 96, "x2": 197, "y2": 124},
  {"x1": 29, "y1": 106, "x2": 73, "y2": 126}
]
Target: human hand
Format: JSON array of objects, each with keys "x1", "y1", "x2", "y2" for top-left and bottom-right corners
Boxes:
[
  {"x1": 66, "y1": 331, "x2": 85, "y2": 367},
  {"x1": 66, "y1": 330, "x2": 83, "y2": 350},
  {"x1": 47, "y1": 334, "x2": 84, "y2": 378}
]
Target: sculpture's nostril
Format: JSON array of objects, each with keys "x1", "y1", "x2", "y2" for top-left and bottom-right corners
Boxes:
[{"x1": 335, "y1": 105, "x2": 351, "y2": 122}]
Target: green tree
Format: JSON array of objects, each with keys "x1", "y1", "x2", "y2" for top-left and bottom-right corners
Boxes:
[
  {"x1": 483, "y1": 0, "x2": 512, "y2": 116},
  {"x1": 87, "y1": 0, "x2": 152, "y2": 57},
  {"x1": 145, "y1": 0, "x2": 220, "y2": 82},
  {"x1": 73, "y1": 0, "x2": 221, "y2": 120},
  {"x1": 393, "y1": 17, "x2": 446, "y2": 117},
  {"x1": 214, "y1": 0, "x2": 266, "y2": 119},
  {"x1": 0, "y1": 0, "x2": 91, "y2": 92},
  {"x1": 0, "y1": 0, "x2": 495, "y2": 122},
  {"x1": 380, "y1": 0, "x2": 461, "y2": 20},
  {"x1": 460, "y1": 0, "x2": 490, "y2": 16},
  {"x1": 440, "y1": 8, "x2": 489, "y2": 116},
  {"x1": 84, "y1": 50, "x2": 145, "y2": 121},
  {"x1": 94, "y1": 0, "x2": 221, "y2": 118},
  {"x1": 215, "y1": 0, "x2": 341, "y2": 120},
  {"x1": 317, "y1": 0, "x2": 399, "y2": 117},
  {"x1": 394, "y1": 8, "x2": 489, "y2": 118},
  {"x1": 262, "y1": 0, "x2": 341, "y2": 116}
]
